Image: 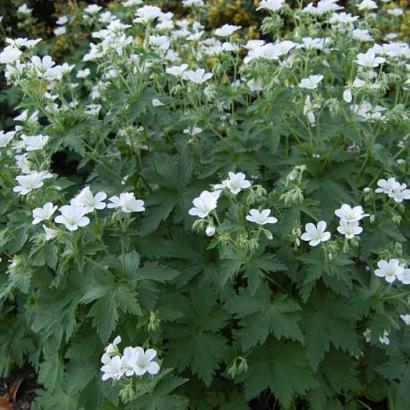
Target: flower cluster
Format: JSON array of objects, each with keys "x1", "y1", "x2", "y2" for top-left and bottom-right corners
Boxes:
[
  {"x1": 101, "y1": 336, "x2": 160, "y2": 381},
  {"x1": 32, "y1": 188, "x2": 144, "y2": 234}
]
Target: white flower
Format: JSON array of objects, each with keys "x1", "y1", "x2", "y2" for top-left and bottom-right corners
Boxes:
[
  {"x1": 55, "y1": 205, "x2": 91, "y2": 231},
  {"x1": 0, "y1": 45, "x2": 22, "y2": 64},
  {"x1": 0, "y1": 130, "x2": 16, "y2": 147},
  {"x1": 122, "y1": 347, "x2": 160, "y2": 376},
  {"x1": 379, "y1": 330, "x2": 390, "y2": 346},
  {"x1": 375, "y1": 178, "x2": 401, "y2": 195},
  {"x1": 246, "y1": 209, "x2": 278, "y2": 225},
  {"x1": 152, "y1": 98, "x2": 164, "y2": 107},
  {"x1": 299, "y1": 75, "x2": 324, "y2": 90},
  {"x1": 387, "y1": 8, "x2": 403, "y2": 16},
  {"x1": 54, "y1": 26, "x2": 66, "y2": 36},
  {"x1": 84, "y1": 4, "x2": 102, "y2": 15},
  {"x1": 43, "y1": 225, "x2": 59, "y2": 241},
  {"x1": 188, "y1": 190, "x2": 220, "y2": 218},
  {"x1": 374, "y1": 259, "x2": 404, "y2": 283},
  {"x1": 77, "y1": 68, "x2": 91, "y2": 79},
  {"x1": 183, "y1": 0, "x2": 205, "y2": 7},
  {"x1": 17, "y1": 4, "x2": 32, "y2": 15},
  {"x1": 20, "y1": 134, "x2": 49, "y2": 151},
  {"x1": 101, "y1": 355, "x2": 125, "y2": 381},
  {"x1": 355, "y1": 52, "x2": 385, "y2": 68},
  {"x1": 247, "y1": 79, "x2": 264, "y2": 92},
  {"x1": 71, "y1": 187, "x2": 107, "y2": 213},
  {"x1": 257, "y1": 0, "x2": 285, "y2": 12},
  {"x1": 352, "y1": 29, "x2": 372, "y2": 42},
  {"x1": 363, "y1": 328, "x2": 372, "y2": 343},
  {"x1": 107, "y1": 193, "x2": 145, "y2": 213},
  {"x1": 335, "y1": 204, "x2": 369, "y2": 222},
  {"x1": 400, "y1": 314, "x2": 410, "y2": 325},
  {"x1": 337, "y1": 220, "x2": 363, "y2": 239},
  {"x1": 343, "y1": 89, "x2": 352, "y2": 103},
  {"x1": 214, "y1": 172, "x2": 251, "y2": 195},
  {"x1": 134, "y1": 5, "x2": 163, "y2": 24},
  {"x1": 303, "y1": 95, "x2": 316, "y2": 125},
  {"x1": 214, "y1": 24, "x2": 241, "y2": 37},
  {"x1": 13, "y1": 171, "x2": 53, "y2": 195},
  {"x1": 390, "y1": 185, "x2": 410, "y2": 203},
  {"x1": 123, "y1": 0, "x2": 143, "y2": 6},
  {"x1": 397, "y1": 268, "x2": 410, "y2": 285},
  {"x1": 57, "y1": 15, "x2": 68, "y2": 25},
  {"x1": 32, "y1": 202, "x2": 58, "y2": 225},
  {"x1": 166, "y1": 64, "x2": 188, "y2": 78},
  {"x1": 182, "y1": 68, "x2": 213, "y2": 84},
  {"x1": 300, "y1": 221, "x2": 331, "y2": 246},
  {"x1": 358, "y1": 0, "x2": 377, "y2": 10}
]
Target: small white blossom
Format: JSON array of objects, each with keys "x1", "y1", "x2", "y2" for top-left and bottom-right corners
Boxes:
[
  {"x1": 300, "y1": 221, "x2": 331, "y2": 246},
  {"x1": 77, "y1": 68, "x2": 91, "y2": 79},
  {"x1": 299, "y1": 75, "x2": 324, "y2": 90},
  {"x1": 43, "y1": 225, "x2": 59, "y2": 241},
  {"x1": 19, "y1": 134, "x2": 49, "y2": 151},
  {"x1": 188, "y1": 190, "x2": 220, "y2": 218},
  {"x1": 214, "y1": 172, "x2": 251, "y2": 195},
  {"x1": 134, "y1": 5, "x2": 163, "y2": 24},
  {"x1": 375, "y1": 177, "x2": 401, "y2": 195},
  {"x1": 71, "y1": 187, "x2": 107, "y2": 213},
  {"x1": 152, "y1": 98, "x2": 164, "y2": 107},
  {"x1": 166, "y1": 64, "x2": 188, "y2": 78},
  {"x1": 214, "y1": 24, "x2": 241, "y2": 38},
  {"x1": 337, "y1": 220, "x2": 363, "y2": 239},
  {"x1": 374, "y1": 259, "x2": 404, "y2": 283},
  {"x1": 101, "y1": 355, "x2": 125, "y2": 381},
  {"x1": 122, "y1": 347, "x2": 160, "y2": 376},
  {"x1": 257, "y1": 0, "x2": 285, "y2": 12},
  {"x1": 335, "y1": 204, "x2": 369, "y2": 222},
  {"x1": 355, "y1": 51, "x2": 386, "y2": 68},
  {"x1": 17, "y1": 4, "x2": 32, "y2": 15},
  {"x1": 357, "y1": 0, "x2": 377, "y2": 10},
  {"x1": 246, "y1": 209, "x2": 278, "y2": 225},
  {"x1": 0, "y1": 45, "x2": 22, "y2": 64},
  {"x1": 13, "y1": 171, "x2": 53, "y2": 195},
  {"x1": 84, "y1": 4, "x2": 102, "y2": 15},
  {"x1": 182, "y1": 68, "x2": 213, "y2": 84},
  {"x1": 0, "y1": 130, "x2": 16, "y2": 147},
  {"x1": 32, "y1": 202, "x2": 58, "y2": 225},
  {"x1": 400, "y1": 314, "x2": 410, "y2": 326},
  {"x1": 379, "y1": 330, "x2": 390, "y2": 345},
  {"x1": 107, "y1": 193, "x2": 145, "y2": 213},
  {"x1": 387, "y1": 8, "x2": 403, "y2": 16},
  {"x1": 55, "y1": 205, "x2": 91, "y2": 231}
]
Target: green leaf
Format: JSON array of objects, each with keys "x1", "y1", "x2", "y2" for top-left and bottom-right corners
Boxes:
[
  {"x1": 300, "y1": 293, "x2": 362, "y2": 370},
  {"x1": 88, "y1": 293, "x2": 118, "y2": 343},
  {"x1": 138, "y1": 263, "x2": 180, "y2": 282},
  {"x1": 242, "y1": 254, "x2": 287, "y2": 294},
  {"x1": 225, "y1": 285, "x2": 303, "y2": 351},
  {"x1": 245, "y1": 340, "x2": 318, "y2": 407}
]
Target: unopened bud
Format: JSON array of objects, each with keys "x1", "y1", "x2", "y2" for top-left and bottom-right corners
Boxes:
[{"x1": 206, "y1": 226, "x2": 216, "y2": 237}]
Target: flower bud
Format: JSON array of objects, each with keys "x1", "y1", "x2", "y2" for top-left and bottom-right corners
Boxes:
[{"x1": 206, "y1": 226, "x2": 216, "y2": 237}]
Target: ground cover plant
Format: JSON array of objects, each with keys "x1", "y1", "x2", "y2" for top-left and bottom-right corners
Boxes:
[{"x1": 0, "y1": 0, "x2": 410, "y2": 409}]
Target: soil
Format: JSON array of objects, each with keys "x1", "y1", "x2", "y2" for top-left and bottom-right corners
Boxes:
[{"x1": 0, "y1": 368, "x2": 37, "y2": 410}]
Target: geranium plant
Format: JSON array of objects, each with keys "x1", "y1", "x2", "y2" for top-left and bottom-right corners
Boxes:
[{"x1": 0, "y1": 0, "x2": 409, "y2": 409}]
